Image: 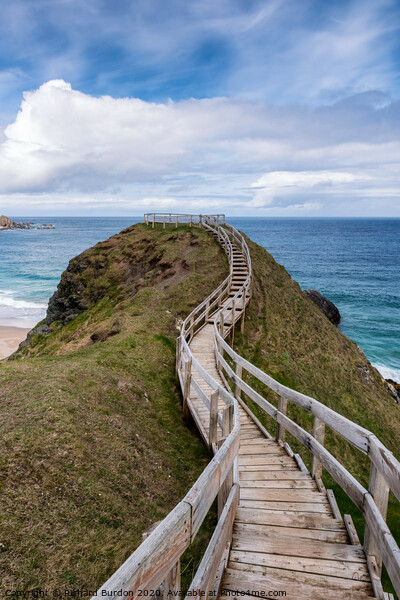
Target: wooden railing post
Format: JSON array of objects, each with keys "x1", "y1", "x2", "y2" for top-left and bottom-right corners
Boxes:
[
  {"x1": 209, "y1": 390, "x2": 219, "y2": 449},
  {"x1": 310, "y1": 416, "x2": 326, "y2": 479},
  {"x1": 218, "y1": 405, "x2": 233, "y2": 517},
  {"x1": 234, "y1": 362, "x2": 242, "y2": 401},
  {"x1": 240, "y1": 288, "x2": 246, "y2": 334},
  {"x1": 160, "y1": 560, "x2": 180, "y2": 599},
  {"x1": 175, "y1": 336, "x2": 181, "y2": 383},
  {"x1": 230, "y1": 300, "x2": 236, "y2": 346},
  {"x1": 364, "y1": 463, "x2": 390, "y2": 576},
  {"x1": 276, "y1": 395, "x2": 288, "y2": 443},
  {"x1": 141, "y1": 523, "x2": 181, "y2": 599},
  {"x1": 205, "y1": 299, "x2": 210, "y2": 322},
  {"x1": 220, "y1": 312, "x2": 225, "y2": 338},
  {"x1": 152, "y1": 214, "x2": 155, "y2": 228},
  {"x1": 182, "y1": 357, "x2": 192, "y2": 420},
  {"x1": 176, "y1": 216, "x2": 178, "y2": 228}
]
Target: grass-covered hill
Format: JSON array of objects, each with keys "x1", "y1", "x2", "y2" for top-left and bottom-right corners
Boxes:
[
  {"x1": 1, "y1": 222, "x2": 398, "y2": 594},
  {"x1": 0, "y1": 223, "x2": 228, "y2": 592}
]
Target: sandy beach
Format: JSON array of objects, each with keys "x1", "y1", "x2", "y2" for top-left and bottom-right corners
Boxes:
[{"x1": 0, "y1": 326, "x2": 32, "y2": 360}]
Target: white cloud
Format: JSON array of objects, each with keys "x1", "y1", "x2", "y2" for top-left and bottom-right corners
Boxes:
[
  {"x1": 249, "y1": 171, "x2": 365, "y2": 208},
  {"x1": 0, "y1": 79, "x2": 399, "y2": 216}
]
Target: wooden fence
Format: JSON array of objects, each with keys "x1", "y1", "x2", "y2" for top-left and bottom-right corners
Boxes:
[{"x1": 93, "y1": 213, "x2": 400, "y2": 600}]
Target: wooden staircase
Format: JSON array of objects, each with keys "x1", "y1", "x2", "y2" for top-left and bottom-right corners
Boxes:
[{"x1": 187, "y1": 234, "x2": 377, "y2": 600}]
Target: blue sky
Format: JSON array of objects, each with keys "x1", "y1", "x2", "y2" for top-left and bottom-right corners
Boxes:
[{"x1": 0, "y1": 0, "x2": 399, "y2": 216}]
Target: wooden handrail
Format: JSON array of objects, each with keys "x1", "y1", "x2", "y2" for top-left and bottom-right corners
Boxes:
[
  {"x1": 93, "y1": 213, "x2": 399, "y2": 599},
  {"x1": 213, "y1": 307, "x2": 400, "y2": 596}
]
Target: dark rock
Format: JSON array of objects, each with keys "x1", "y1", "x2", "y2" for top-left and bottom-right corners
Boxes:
[
  {"x1": 303, "y1": 290, "x2": 341, "y2": 325},
  {"x1": 45, "y1": 257, "x2": 92, "y2": 326}
]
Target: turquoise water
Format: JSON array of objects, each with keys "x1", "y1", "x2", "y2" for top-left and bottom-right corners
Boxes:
[
  {"x1": 231, "y1": 218, "x2": 400, "y2": 382},
  {"x1": 0, "y1": 216, "x2": 399, "y2": 381}
]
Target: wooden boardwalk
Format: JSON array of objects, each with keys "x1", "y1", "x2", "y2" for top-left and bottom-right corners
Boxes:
[{"x1": 188, "y1": 247, "x2": 376, "y2": 599}]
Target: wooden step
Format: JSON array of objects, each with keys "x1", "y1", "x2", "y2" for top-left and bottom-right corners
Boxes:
[{"x1": 220, "y1": 567, "x2": 374, "y2": 600}]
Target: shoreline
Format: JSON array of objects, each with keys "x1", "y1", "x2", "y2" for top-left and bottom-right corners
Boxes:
[{"x1": 0, "y1": 325, "x2": 32, "y2": 360}]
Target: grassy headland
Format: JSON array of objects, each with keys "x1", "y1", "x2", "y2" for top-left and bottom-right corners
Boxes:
[{"x1": 0, "y1": 223, "x2": 228, "y2": 592}]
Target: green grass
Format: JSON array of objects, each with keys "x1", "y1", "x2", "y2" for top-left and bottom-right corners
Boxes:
[{"x1": 0, "y1": 223, "x2": 228, "y2": 593}]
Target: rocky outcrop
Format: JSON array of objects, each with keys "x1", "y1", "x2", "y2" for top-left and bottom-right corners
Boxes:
[
  {"x1": 304, "y1": 289, "x2": 341, "y2": 325},
  {"x1": 45, "y1": 256, "x2": 94, "y2": 325},
  {"x1": 385, "y1": 379, "x2": 400, "y2": 404},
  {"x1": 0, "y1": 215, "x2": 54, "y2": 230},
  {"x1": 0, "y1": 215, "x2": 14, "y2": 229}
]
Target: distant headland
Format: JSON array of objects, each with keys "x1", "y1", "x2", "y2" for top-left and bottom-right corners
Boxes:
[{"x1": 0, "y1": 215, "x2": 55, "y2": 230}]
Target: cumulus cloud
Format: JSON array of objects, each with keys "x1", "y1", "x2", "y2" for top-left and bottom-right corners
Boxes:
[{"x1": 0, "y1": 79, "x2": 399, "y2": 215}]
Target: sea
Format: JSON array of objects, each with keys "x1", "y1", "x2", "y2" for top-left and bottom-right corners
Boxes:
[{"x1": 0, "y1": 217, "x2": 399, "y2": 382}]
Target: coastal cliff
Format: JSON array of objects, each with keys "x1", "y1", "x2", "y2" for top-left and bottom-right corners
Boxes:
[{"x1": 1, "y1": 223, "x2": 399, "y2": 591}]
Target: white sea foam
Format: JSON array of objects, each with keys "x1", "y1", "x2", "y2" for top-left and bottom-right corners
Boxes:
[
  {"x1": 0, "y1": 291, "x2": 47, "y2": 326},
  {"x1": 0, "y1": 294, "x2": 47, "y2": 310},
  {"x1": 373, "y1": 363, "x2": 400, "y2": 384}
]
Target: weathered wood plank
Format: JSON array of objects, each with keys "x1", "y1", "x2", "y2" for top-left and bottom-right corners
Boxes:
[
  {"x1": 310, "y1": 416, "x2": 325, "y2": 479},
  {"x1": 239, "y1": 438, "x2": 276, "y2": 447},
  {"x1": 209, "y1": 390, "x2": 219, "y2": 447},
  {"x1": 227, "y1": 561, "x2": 373, "y2": 592},
  {"x1": 239, "y1": 469, "x2": 311, "y2": 481},
  {"x1": 276, "y1": 395, "x2": 288, "y2": 443},
  {"x1": 326, "y1": 489, "x2": 342, "y2": 520},
  {"x1": 239, "y1": 479, "x2": 317, "y2": 489},
  {"x1": 186, "y1": 484, "x2": 239, "y2": 598},
  {"x1": 239, "y1": 445, "x2": 287, "y2": 455},
  {"x1": 239, "y1": 488, "x2": 329, "y2": 503},
  {"x1": 363, "y1": 492, "x2": 400, "y2": 598},
  {"x1": 239, "y1": 500, "x2": 332, "y2": 513},
  {"x1": 364, "y1": 462, "x2": 390, "y2": 575},
  {"x1": 231, "y1": 532, "x2": 367, "y2": 562},
  {"x1": 238, "y1": 462, "x2": 300, "y2": 472},
  {"x1": 184, "y1": 425, "x2": 240, "y2": 537},
  {"x1": 344, "y1": 514, "x2": 361, "y2": 546},
  {"x1": 233, "y1": 522, "x2": 348, "y2": 543},
  {"x1": 366, "y1": 555, "x2": 385, "y2": 600},
  {"x1": 235, "y1": 508, "x2": 346, "y2": 531},
  {"x1": 238, "y1": 455, "x2": 291, "y2": 466},
  {"x1": 239, "y1": 432, "x2": 265, "y2": 440},
  {"x1": 208, "y1": 542, "x2": 230, "y2": 599},
  {"x1": 228, "y1": 549, "x2": 371, "y2": 580},
  {"x1": 221, "y1": 568, "x2": 374, "y2": 600}
]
